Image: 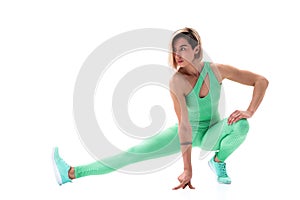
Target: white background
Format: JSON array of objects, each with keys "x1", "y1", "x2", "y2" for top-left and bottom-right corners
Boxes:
[{"x1": 1, "y1": 0, "x2": 299, "y2": 199}]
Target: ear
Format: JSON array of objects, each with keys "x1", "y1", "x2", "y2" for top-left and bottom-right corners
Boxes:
[{"x1": 194, "y1": 45, "x2": 200, "y2": 54}]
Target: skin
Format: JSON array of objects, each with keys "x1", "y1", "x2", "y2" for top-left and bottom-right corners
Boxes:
[
  {"x1": 67, "y1": 37, "x2": 269, "y2": 188},
  {"x1": 170, "y1": 37, "x2": 269, "y2": 190}
]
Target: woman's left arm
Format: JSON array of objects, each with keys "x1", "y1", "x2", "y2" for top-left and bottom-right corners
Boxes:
[{"x1": 217, "y1": 64, "x2": 269, "y2": 125}]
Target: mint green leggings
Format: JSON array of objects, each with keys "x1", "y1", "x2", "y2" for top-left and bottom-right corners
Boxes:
[{"x1": 75, "y1": 118, "x2": 249, "y2": 178}]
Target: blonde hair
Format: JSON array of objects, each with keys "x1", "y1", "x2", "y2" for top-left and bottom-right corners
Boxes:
[{"x1": 168, "y1": 27, "x2": 203, "y2": 69}]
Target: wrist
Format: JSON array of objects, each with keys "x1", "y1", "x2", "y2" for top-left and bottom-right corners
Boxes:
[
  {"x1": 184, "y1": 165, "x2": 192, "y2": 171},
  {"x1": 247, "y1": 109, "x2": 255, "y2": 116}
]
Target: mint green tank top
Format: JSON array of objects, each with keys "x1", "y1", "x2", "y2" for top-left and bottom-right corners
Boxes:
[{"x1": 185, "y1": 62, "x2": 221, "y2": 130}]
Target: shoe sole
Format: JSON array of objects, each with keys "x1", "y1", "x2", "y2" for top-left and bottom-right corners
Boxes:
[{"x1": 52, "y1": 147, "x2": 63, "y2": 185}]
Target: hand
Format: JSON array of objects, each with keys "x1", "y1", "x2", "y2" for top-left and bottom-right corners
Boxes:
[
  {"x1": 172, "y1": 170, "x2": 195, "y2": 190},
  {"x1": 228, "y1": 110, "x2": 253, "y2": 125}
]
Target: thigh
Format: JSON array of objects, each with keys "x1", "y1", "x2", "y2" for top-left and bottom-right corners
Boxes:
[
  {"x1": 128, "y1": 124, "x2": 180, "y2": 155},
  {"x1": 200, "y1": 119, "x2": 229, "y2": 151}
]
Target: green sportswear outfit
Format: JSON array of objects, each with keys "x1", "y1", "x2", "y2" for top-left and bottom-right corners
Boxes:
[{"x1": 74, "y1": 62, "x2": 249, "y2": 178}]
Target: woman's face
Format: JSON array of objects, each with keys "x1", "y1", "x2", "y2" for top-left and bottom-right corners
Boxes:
[{"x1": 173, "y1": 37, "x2": 198, "y2": 68}]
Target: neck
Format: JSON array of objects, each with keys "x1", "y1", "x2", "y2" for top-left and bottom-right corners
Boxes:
[{"x1": 179, "y1": 60, "x2": 203, "y2": 77}]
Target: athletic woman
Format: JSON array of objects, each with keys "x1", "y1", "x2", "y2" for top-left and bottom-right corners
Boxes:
[{"x1": 53, "y1": 27, "x2": 268, "y2": 189}]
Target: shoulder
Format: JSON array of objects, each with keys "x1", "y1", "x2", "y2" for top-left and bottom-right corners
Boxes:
[
  {"x1": 169, "y1": 72, "x2": 185, "y2": 87},
  {"x1": 213, "y1": 63, "x2": 232, "y2": 73},
  {"x1": 208, "y1": 62, "x2": 227, "y2": 74},
  {"x1": 169, "y1": 72, "x2": 187, "y2": 94},
  {"x1": 207, "y1": 62, "x2": 223, "y2": 82},
  {"x1": 208, "y1": 62, "x2": 241, "y2": 81}
]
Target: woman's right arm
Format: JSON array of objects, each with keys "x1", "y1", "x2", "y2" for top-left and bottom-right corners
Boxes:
[{"x1": 169, "y1": 74, "x2": 194, "y2": 190}]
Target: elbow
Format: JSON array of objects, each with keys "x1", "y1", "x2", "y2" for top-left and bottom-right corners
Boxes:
[
  {"x1": 255, "y1": 76, "x2": 269, "y2": 89},
  {"x1": 262, "y1": 77, "x2": 269, "y2": 88}
]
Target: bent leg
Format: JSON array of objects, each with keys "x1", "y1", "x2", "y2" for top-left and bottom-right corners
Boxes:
[
  {"x1": 75, "y1": 124, "x2": 181, "y2": 178},
  {"x1": 200, "y1": 118, "x2": 249, "y2": 162}
]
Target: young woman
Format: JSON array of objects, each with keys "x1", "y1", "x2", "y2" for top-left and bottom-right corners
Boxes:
[{"x1": 53, "y1": 27, "x2": 268, "y2": 189}]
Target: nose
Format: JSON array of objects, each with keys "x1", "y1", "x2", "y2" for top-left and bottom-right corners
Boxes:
[{"x1": 174, "y1": 52, "x2": 182, "y2": 59}]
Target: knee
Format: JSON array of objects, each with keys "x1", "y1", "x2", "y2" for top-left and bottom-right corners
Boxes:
[{"x1": 232, "y1": 119, "x2": 249, "y2": 136}]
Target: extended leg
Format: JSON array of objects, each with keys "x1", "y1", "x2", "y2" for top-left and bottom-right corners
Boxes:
[{"x1": 75, "y1": 124, "x2": 181, "y2": 178}]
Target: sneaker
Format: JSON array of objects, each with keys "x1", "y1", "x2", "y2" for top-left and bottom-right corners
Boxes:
[
  {"x1": 52, "y1": 147, "x2": 72, "y2": 185},
  {"x1": 208, "y1": 156, "x2": 231, "y2": 184}
]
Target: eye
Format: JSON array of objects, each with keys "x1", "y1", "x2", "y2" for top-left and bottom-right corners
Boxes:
[{"x1": 180, "y1": 47, "x2": 186, "y2": 51}]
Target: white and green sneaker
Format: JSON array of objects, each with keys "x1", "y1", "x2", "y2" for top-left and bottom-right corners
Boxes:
[
  {"x1": 208, "y1": 156, "x2": 231, "y2": 184},
  {"x1": 52, "y1": 147, "x2": 72, "y2": 185}
]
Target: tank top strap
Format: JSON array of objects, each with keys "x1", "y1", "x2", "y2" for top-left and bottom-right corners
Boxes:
[
  {"x1": 198, "y1": 61, "x2": 209, "y2": 84},
  {"x1": 205, "y1": 62, "x2": 216, "y2": 78},
  {"x1": 193, "y1": 62, "x2": 209, "y2": 92},
  {"x1": 205, "y1": 62, "x2": 221, "y2": 87}
]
